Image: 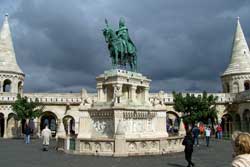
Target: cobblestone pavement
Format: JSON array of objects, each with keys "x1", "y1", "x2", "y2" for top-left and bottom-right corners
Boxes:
[{"x1": 0, "y1": 138, "x2": 232, "y2": 167}]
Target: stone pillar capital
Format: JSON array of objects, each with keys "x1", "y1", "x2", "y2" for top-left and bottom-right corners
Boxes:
[
  {"x1": 130, "y1": 85, "x2": 137, "y2": 89},
  {"x1": 96, "y1": 84, "x2": 103, "y2": 89}
]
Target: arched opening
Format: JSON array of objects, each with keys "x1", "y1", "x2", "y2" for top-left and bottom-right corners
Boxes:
[
  {"x1": 232, "y1": 82, "x2": 239, "y2": 93},
  {"x1": 243, "y1": 109, "x2": 250, "y2": 132},
  {"x1": 40, "y1": 112, "x2": 57, "y2": 137},
  {"x1": 18, "y1": 81, "x2": 23, "y2": 94},
  {"x1": 0, "y1": 113, "x2": 4, "y2": 137},
  {"x1": 224, "y1": 83, "x2": 230, "y2": 93},
  {"x1": 235, "y1": 114, "x2": 241, "y2": 131},
  {"x1": 63, "y1": 115, "x2": 75, "y2": 136},
  {"x1": 3, "y1": 79, "x2": 11, "y2": 92},
  {"x1": 244, "y1": 81, "x2": 250, "y2": 91},
  {"x1": 7, "y1": 113, "x2": 18, "y2": 138},
  {"x1": 221, "y1": 114, "x2": 233, "y2": 138},
  {"x1": 166, "y1": 111, "x2": 179, "y2": 136}
]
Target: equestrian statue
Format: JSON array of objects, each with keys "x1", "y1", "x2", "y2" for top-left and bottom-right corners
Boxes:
[{"x1": 103, "y1": 17, "x2": 137, "y2": 72}]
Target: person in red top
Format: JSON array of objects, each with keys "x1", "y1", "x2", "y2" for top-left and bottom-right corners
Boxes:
[
  {"x1": 216, "y1": 124, "x2": 223, "y2": 139},
  {"x1": 199, "y1": 124, "x2": 205, "y2": 139}
]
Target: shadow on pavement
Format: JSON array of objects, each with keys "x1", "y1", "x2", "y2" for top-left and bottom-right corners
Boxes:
[{"x1": 167, "y1": 163, "x2": 186, "y2": 167}]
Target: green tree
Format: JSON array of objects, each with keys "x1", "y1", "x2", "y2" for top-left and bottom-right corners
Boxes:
[
  {"x1": 11, "y1": 94, "x2": 44, "y2": 122},
  {"x1": 173, "y1": 91, "x2": 218, "y2": 127}
]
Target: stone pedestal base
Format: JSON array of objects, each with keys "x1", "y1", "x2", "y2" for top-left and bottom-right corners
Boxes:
[{"x1": 114, "y1": 135, "x2": 128, "y2": 157}]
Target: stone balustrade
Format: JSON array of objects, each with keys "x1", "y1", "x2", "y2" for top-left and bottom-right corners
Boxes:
[{"x1": 149, "y1": 92, "x2": 235, "y2": 106}]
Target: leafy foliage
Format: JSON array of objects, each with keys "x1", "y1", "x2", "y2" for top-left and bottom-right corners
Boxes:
[
  {"x1": 173, "y1": 91, "x2": 218, "y2": 125},
  {"x1": 11, "y1": 94, "x2": 44, "y2": 121}
]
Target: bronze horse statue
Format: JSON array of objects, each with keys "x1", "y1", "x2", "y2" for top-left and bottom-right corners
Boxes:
[{"x1": 102, "y1": 19, "x2": 137, "y2": 71}]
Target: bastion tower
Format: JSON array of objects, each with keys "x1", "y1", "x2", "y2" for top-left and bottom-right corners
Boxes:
[
  {"x1": 221, "y1": 18, "x2": 250, "y2": 93},
  {"x1": 0, "y1": 14, "x2": 24, "y2": 95}
]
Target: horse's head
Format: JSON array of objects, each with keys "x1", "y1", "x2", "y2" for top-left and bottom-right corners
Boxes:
[
  {"x1": 103, "y1": 27, "x2": 116, "y2": 43},
  {"x1": 102, "y1": 28, "x2": 109, "y2": 43}
]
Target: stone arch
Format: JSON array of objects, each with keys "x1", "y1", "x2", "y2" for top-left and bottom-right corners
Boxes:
[
  {"x1": 234, "y1": 114, "x2": 241, "y2": 131},
  {"x1": 221, "y1": 114, "x2": 233, "y2": 137},
  {"x1": 40, "y1": 111, "x2": 58, "y2": 137},
  {"x1": 166, "y1": 111, "x2": 179, "y2": 135},
  {"x1": 3, "y1": 79, "x2": 11, "y2": 92},
  {"x1": 232, "y1": 82, "x2": 239, "y2": 93},
  {"x1": 0, "y1": 113, "x2": 5, "y2": 137},
  {"x1": 244, "y1": 80, "x2": 250, "y2": 91},
  {"x1": 7, "y1": 113, "x2": 18, "y2": 138},
  {"x1": 62, "y1": 115, "x2": 75, "y2": 135},
  {"x1": 243, "y1": 109, "x2": 250, "y2": 132}
]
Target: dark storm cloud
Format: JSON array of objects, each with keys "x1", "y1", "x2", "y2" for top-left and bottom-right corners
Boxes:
[{"x1": 1, "y1": 0, "x2": 250, "y2": 93}]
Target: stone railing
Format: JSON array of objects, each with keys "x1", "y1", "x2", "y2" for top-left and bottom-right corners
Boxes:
[
  {"x1": 235, "y1": 91, "x2": 250, "y2": 102},
  {"x1": 24, "y1": 93, "x2": 82, "y2": 105},
  {"x1": 149, "y1": 92, "x2": 235, "y2": 106},
  {"x1": 0, "y1": 93, "x2": 17, "y2": 103},
  {"x1": 0, "y1": 92, "x2": 98, "y2": 105}
]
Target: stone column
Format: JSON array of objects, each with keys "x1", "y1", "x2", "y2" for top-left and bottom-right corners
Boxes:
[
  {"x1": 143, "y1": 87, "x2": 150, "y2": 104},
  {"x1": 17, "y1": 120, "x2": 21, "y2": 137},
  {"x1": 56, "y1": 119, "x2": 66, "y2": 138},
  {"x1": 77, "y1": 111, "x2": 91, "y2": 138},
  {"x1": 37, "y1": 122, "x2": 41, "y2": 137},
  {"x1": 0, "y1": 81, "x2": 2, "y2": 92},
  {"x1": 114, "y1": 110, "x2": 128, "y2": 157},
  {"x1": 97, "y1": 84, "x2": 105, "y2": 102},
  {"x1": 67, "y1": 119, "x2": 71, "y2": 135},
  {"x1": 3, "y1": 117, "x2": 8, "y2": 138},
  {"x1": 33, "y1": 118, "x2": 40, "y2": 138},
  {"x1": 129, "y1": 85, "x2": 137, "y2": 103},
  {"x1": 74, "y1": 120, "x2": 79, "y2": 135},
  {"x1": 155, "y1": 112, "x2": 168, "y2": 137}
]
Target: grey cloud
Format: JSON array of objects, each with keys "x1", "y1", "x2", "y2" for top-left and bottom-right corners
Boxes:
[{"x1": 1, "y1": 0, "x2": 250, "y2": 93}]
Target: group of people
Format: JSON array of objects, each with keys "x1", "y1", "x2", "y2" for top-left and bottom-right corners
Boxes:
[
  {"x1": 24, "y1": 123, "x2": 52, "y2": 151},
  {"x1": 182, "y1": 124, "x2": 250, "y2": 167},
  {"x1": 191, "y1": 125, "x2": 212, "y2": 147}
]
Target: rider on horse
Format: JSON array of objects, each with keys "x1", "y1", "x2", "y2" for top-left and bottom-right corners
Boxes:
[{"x1": 116, "y1": 17, "x2": 136, "y2": 55}]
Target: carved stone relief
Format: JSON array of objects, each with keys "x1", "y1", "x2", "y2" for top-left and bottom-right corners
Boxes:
[
  {"x1": 92, "y1": 119, "x2": 114, "y2": 137},
  {"x1": 128, "y1": 142, "x2": 137, "y2": 152}
]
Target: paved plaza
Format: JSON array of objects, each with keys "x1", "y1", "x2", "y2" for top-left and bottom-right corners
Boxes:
[{"x1": 0, "y1": 138, "x2": 232, "y2": 167}]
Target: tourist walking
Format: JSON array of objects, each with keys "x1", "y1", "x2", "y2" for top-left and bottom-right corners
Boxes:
[
  {"x1": 182, "y1": 131, "x2": 195, "y2": 167},
  {"x1": 41, "y1": 125, "x2": 52, "y2": 151},
  {"x1": 205, "y1": 126, "x2": 211, "y2": 147},
  {"x1": 192, "y1": 125, "x2": 200, "y2": 146},
  {"x1": 216, "y1": 124, "x2": 223, "y2": 139},
  {"x1": 24, "y1": 123, "x2": 31, "y2": 144},
  {"x1": 232, "y1": 132, "x2": 250, "y2": 167}
]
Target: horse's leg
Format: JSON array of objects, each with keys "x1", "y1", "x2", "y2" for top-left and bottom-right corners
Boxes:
[
  {"x1": 133, "y1": 54, "x2": 137, "y2": 72},
  {"x1": 115, "y1": 49, "x2": 118, "y2": 68}
]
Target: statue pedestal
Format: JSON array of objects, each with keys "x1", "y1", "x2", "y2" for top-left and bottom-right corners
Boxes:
[
  {"x1": 95, "y1": 69, "x2": 151, "y2": 106},
  {"x1": 63, "y1": 69, "x2": 184, "y2": 156}
]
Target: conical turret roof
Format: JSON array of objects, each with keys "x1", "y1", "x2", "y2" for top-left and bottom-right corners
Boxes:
[
  {"x1": 0, "y1": 14, "x2": 23, "y2": 74},
  {"x1": 222, "y1": 17, "x2": 250, "y2": 76}
]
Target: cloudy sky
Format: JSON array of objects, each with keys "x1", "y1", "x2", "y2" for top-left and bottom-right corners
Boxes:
[{"x1": 1, "y1": 0, "x2": 250, "y2": 93}]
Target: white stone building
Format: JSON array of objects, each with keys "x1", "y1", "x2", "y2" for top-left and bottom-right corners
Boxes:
[{"x1": 0, "y1": 14, "x2": 249, "y2": 155}]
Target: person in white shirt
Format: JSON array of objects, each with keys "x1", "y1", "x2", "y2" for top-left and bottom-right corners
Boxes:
[
  {"x1": 205, "y1": 126, "x2": 211, "y2": 147},
  {"x1": 41, "y1": 125, "x2": 52, "y2": 151}
]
